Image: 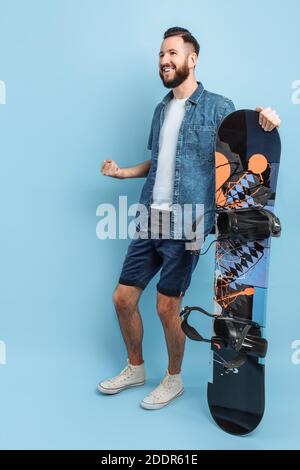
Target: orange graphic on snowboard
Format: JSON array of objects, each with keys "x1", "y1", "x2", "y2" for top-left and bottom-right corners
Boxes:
[
  {"x1": 215, "y1": 150, "x2": 269, "y2": 309},
  {"x1": 216, "y1": 151, "x2": 269, "y2": 208}
]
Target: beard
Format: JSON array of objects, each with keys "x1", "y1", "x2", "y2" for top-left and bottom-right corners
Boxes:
[{"x1": 159, "y1": 61, "x2": 190, "y2": 89}]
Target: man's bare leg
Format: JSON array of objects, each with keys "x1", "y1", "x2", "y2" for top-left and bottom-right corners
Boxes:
[
  {"x1": 156, "y1": 292, "x2": 185, "y2": 374},
  {"x1": 113, "y1": 283, "x2": 144, "y2": 365},
  {"x1": 139, "y1": 291, "x2": 184, "y2": 409}
]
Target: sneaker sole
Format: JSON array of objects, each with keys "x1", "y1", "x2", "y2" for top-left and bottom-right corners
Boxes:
[
  {"x1": 140, "y1": 388, "x2": 184, "y2": 410},
  {"x1": 98, "y1": 381, "x2": 145, "y2": 395}
]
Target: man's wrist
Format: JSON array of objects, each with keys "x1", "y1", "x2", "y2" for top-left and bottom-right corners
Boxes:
[{"x1": 116, "y1": 167, "x2": 126, "y2": 179}]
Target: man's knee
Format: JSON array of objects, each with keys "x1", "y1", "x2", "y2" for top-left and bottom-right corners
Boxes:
[
  {"x1": 157, "y1": 295, "x2": 181, "y2": 321},
  {"x1": 112, "y1": 284, "x2": 140, "y2": 314}
]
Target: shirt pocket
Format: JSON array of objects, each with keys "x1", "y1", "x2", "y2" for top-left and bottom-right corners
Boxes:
[{"x1": 186, "y1": 125, "x2": 216, "y2": 161}]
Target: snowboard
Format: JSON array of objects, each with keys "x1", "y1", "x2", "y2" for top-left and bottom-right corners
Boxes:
[
  {"x1": 206, "y1": 109, "x2": 281, "y2": 435},
  {"x1": 180, "y1": 109, "x2": 281, "y2": 435}
]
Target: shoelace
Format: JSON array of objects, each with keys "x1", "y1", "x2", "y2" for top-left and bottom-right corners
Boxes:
[
  {"x1": 150, "y1": 376, "x2": 179, "y2": 399},
  {"x1": 108, "y1": 364, "x2": 135, "y2": 384}
]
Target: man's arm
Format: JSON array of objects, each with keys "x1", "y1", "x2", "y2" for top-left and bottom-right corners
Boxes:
[
  {"x1": 101, "y1": 159, "x2": 151, "y2": 179},
  {"x1": 101, "y1": 104, "x2": 158, "y2": 179}
]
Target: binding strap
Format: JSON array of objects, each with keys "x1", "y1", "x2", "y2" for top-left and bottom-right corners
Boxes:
[{"x1": 180, "y1": 305, "x2": 268, "y2": 369}]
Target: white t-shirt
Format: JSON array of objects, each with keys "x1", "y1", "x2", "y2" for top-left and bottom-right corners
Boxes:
[{"x1": 151, "y1": 97, "x2": 187, "y2": 211}]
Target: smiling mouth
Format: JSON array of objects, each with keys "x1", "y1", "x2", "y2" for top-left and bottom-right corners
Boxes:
[{"x1": 162, "y1": 67, "x2": 175, "y2": 74}]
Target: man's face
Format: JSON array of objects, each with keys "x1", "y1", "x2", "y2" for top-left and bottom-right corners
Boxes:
[{"x1": 159, "y1": 36, "x2": 196, "y2": 89}]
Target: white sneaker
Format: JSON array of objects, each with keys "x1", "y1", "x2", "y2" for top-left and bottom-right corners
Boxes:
[
  {"x1": 98, "y1": 360, "x2": 145, "y2": 395},
  {"x1": 140, "y1": 370, "x2": 184, "y2": 410}
]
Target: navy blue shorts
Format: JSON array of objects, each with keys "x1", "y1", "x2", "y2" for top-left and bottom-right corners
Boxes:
[{"x1": 118, "y1": 236, "x2": 200, "y2": 297}]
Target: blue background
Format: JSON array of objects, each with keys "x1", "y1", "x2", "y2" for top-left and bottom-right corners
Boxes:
[{"x1": 0, "y1": 0, "x2": 299, "y2": 450}]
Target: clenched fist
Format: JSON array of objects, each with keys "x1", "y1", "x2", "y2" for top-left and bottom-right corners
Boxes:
[{"x1": 101, "y1": 159, "x2": 123, "y2": 178}]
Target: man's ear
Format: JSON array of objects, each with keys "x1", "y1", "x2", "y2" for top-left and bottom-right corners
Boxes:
[{"x1": 188, "y1": 52, "x2": 198, "y2": 68}]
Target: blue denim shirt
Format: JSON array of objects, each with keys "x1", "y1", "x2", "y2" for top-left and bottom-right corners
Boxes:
[{"x1": 137, "y1": 82, "x2": 235, "y2": 239}]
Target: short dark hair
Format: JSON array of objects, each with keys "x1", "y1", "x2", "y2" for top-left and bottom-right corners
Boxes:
[{"x1": 163, "y1": 27, "x2": 200, "y2": 56}]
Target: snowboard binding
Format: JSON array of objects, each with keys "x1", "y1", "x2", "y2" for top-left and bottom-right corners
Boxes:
[
  {"x1": 216, "y1": 207, "x2": 281, "y2": 242},
  {"x1": 180, "y1": 305, "x2": 268, "y2": 370},
  {"x1": 188, "y1": 206, "x2": 281, "y2": 255}
]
